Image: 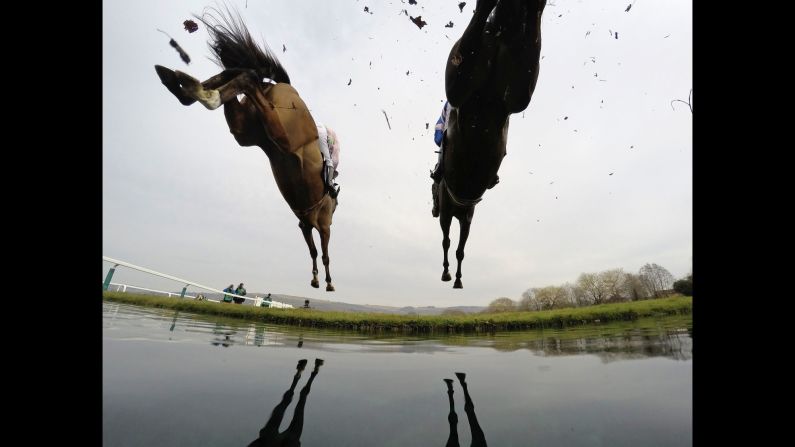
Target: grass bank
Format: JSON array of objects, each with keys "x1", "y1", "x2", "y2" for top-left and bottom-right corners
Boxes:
[{"x1": 103, "y1": 291, "x2": 691, "y2": 333}]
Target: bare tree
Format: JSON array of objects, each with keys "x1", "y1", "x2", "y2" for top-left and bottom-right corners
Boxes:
[
  {"x1": 600, "y1": 268, "x2": 627, "y2": 302},
  {"x1": 638, "y1": 263, "x2": 674, "y2": 298},
  {"x1": 486, "y1": 297, "x2": 517, "y2": 313},
  {"x1": 622, "y1": 273, "x2": 650, "y2": 301},
  {"x1": 577, "y1": 272, "x2": 608, "y2": 305},
  {"x1": 519, "y1": 289, "x2": 540, "y2": 311},
  {"x1": 565, "y1": 282, "x2": 589, "y2": 307},
  {"x1": 560, "y1": 282, "x2": 583, "y2": 307},
  {"x1": 534, "y1": 286, "x2": 571, "y2": 309}
]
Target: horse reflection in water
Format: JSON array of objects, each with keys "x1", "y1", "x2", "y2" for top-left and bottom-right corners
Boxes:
[
  {"x1": 248, "y1": 358, "x2": 323, "y2": 447},
  {"x1": 444, "y1": 373, "x2": 487, "y2": 447}
]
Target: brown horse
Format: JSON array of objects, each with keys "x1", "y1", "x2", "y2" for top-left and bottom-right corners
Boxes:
[
  {"x1": 154, "y1": 8, "x2": 337, "y2": 291},
  {"x1": 436, "y1": 0, "x2": 546, "y2": 288}
]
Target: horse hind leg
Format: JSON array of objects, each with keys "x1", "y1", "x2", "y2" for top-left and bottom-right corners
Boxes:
[
  {"x1": 299, "y1": 222, "x2": 320, "y2": 288},
  {"x1": 445, "y1": 0, "x2": 498, "y2": 107},
  {"x1": 453, "y1": 211, "x2": 474, "y2": 289},
  {"x1": 155, "y1": 65, "x2": 196, "y2": 105},
  {"x1": 155, "y1": 65, "x2": 246, "y2": 106},
  {"x1": 498, "y1": 0, "x2": 546, "y2": 113},
  {"x1": 173, "y1": 70, "x2": 222, "y2": 110},
  {"x1": 173, "y1": 68, "x2": 260, "y2": 111},
  {"x1": 224, "y1": 96, "x2": 267, "y2": 147}
]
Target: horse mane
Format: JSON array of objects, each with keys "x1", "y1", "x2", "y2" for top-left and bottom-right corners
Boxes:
[{"x1": 195, "y1": 5, "x2": 291, "y2": 84}]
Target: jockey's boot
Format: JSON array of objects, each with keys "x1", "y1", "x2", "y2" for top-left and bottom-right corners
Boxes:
[
  {"x1": 430, "y1": 163, "x2": 443, "y2": 182},
  {"x1": 325, "y1": 165, "x2": 339, "y2": 198}
]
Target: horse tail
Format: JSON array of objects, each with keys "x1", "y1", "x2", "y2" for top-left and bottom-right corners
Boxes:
[{"x1": 195, "y1": 5, "x2": 291, "y2": 84}]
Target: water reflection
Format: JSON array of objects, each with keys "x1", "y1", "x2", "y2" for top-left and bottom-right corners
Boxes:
[
  {"x1": 212, "y1": 322, "x2": 236, "y2": 347},
  {"x1": 169, "y1": 311, "x2": 179, "y2": 332},
  {"x1": 521, "y1": 330, "x2": 692, "y2": 362},
  {"x1": 104, "y1": 303, "x2": 691, "y2": 361},
  {"x1": 444, "y1": 372, "x2": 487, "y2": 447},
  {"x1": 248, "y1": 359, "x2": 324, "y2": 447},
  {"x1": 103, "y1": 304, "x2": 692, "y2": 446}
]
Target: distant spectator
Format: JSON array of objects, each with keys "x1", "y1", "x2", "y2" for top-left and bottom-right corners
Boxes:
[
  {"x1": 260, "y1": 293, "x2": 273, "y2": 308},
  {"x1": 304, "y1": 299, "x2": 311, "y2": 309},
  {"x1": 222, "y1": 284, "x2": 234, "y2": 303},
  {"x1": 233, "y1": 283, "x2": 247, "y2": 304}
]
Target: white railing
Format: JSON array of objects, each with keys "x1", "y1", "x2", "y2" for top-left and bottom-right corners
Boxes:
[
  {"x1": 108, "y1": 282, "x2": 203, "y2": 300},
  {"x1": 102, "y1": 256, "x2": 294, "y2": 308}
]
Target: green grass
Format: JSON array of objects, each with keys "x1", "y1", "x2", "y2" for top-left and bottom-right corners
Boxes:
[{"x1": 103, "y1": 291, "x2": 691, "y2": 333}]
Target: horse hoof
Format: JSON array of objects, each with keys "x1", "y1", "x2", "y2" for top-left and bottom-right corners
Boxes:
[
  {"x1": 154, "y1": 65, "x2": 175, "y2": 85},
  {"x1": 453, "y1": 279, "x2": 463, "y2": 289},
  {"x1": 326, "y1": 284, "x2": 335, "y2": 292},
  {"x1": 442, "y1": 272, "x2": 452, "y2": 282},
  {"x1": 311, "y1": 280, "x2": 319, "y2": 288},
  {"x1": 173, "y1": 70, "x2": 201, "y2": 94}
]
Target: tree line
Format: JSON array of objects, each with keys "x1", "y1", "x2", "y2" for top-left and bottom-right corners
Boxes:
[{"x1": 484, "y1": 263, "x2": 693, "y2": 313}]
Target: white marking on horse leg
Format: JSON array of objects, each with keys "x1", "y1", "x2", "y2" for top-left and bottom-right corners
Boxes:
[{"x1": 199, "y1": 89, "x2": 221, "y2": 110}]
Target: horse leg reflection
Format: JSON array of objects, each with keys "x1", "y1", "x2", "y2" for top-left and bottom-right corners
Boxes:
[
  {"x1": 444, "y1": 378, "x2": 460, "y2": 447},
  {"x1": 253, "y1": 359, "x2": 308, "y2": 444},
  {"x1": 456, "y1": 372, "x2": 487, "y2": 447},
  {"x1": 281, "y1": 359, "x2": 323, "y2": 444}
]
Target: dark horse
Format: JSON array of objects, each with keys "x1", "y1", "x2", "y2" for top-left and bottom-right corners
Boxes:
[
  {"x1": 155, "y1": 8, "x2": 337, "y2": 291},
  {"x1": 436, "y1": 0, "x2": 546, "y2": 288}
]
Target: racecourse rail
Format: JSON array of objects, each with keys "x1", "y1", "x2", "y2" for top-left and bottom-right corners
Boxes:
[{"x1": 102, "y1": 256, "x2": 293, "y2": 308}]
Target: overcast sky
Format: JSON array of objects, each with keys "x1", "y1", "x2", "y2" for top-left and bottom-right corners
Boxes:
[{"x1": 103, "y1": 0, "x2": 692, "y2": 307}]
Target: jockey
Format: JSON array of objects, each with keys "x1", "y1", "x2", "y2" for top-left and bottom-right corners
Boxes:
[
  {"x1": 430, "y1": 100, "x2": 451, "y2": 217},
  {"x1": 431, "y1": 100, "x2": 451, "y2": 180},
  {"x1": 315, "y1": 122, "x2": 340, "y2": 198}
]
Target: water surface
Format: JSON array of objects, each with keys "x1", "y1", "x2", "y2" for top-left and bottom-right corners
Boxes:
[{"x1": 103, "y1": 302, "x2": 692, "y2": 446}]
